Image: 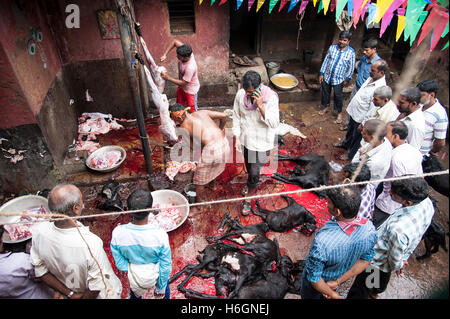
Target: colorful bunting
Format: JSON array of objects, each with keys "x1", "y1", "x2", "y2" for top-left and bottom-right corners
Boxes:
[
  {"x1": 256, "y1": 0, "x2": 265, "y2": 12},
  {"x1": 288, "y1": 0, "x2": 300, "y2": 12},
  {"x1": 278, "y1": 0, "x2": 289, "y2": 11},
  {"x1": 196, "y1": 0, "x2": 449, "y2": 51},
  {"x1": 269, "y1": 0, "x2": 280, "y2": 13}
]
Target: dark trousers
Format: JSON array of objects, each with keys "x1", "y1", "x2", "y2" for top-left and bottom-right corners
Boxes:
[
  {"x1": 321, "y1": 80, "x2": 344, "y2": 113},
  {"x1": 129, "y1": 281, "x2": 171, "y2": 299},
  {"x1": 347, "y1": 265, "x2": 391, "y2": 299},
  {"x1": 300, "y1": 270, "x2": 324, "y2": 299},
  {"x1": 243, "y1": 146, "x2": 270, "y2": 190},
  {"x1": 372, "y1": 205, "x2": 391, "y2": 229},
  {"x1": 341, "y1": 116, "x2": 362, "y2": 160}
]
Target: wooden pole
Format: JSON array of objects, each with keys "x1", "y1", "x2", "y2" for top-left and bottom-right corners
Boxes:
[{"x1": 115, "y1": 0, "x2": 153, "y2": 176}]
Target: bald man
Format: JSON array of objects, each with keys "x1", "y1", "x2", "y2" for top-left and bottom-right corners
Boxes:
[{"x1": 30, "y1": 184, "x2": 122, "y2": 299}]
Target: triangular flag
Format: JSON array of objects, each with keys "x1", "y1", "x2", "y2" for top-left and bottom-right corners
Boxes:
[
  {"x1": 408, "y1": 11, "x2": 428, "y2": 45},
  {"x1": 288, "y1": 0, "x2": 300, "y2": 12},
  {"x1": 269, "y1": 0, "x2": 280, "y2": 13},
  {"x1": 360, "y1": 0, "x2": 370, "y2": 22},
  {"x1": 256, "y1": 0, "x2": 265, "y2": 12},
  {"x1": 404, "y1": 0, "x2": 428, "y2": 42},
  {"x1": 374, "y1": 0, "x2": 394, "y2": 23},
  {"x1": 353, "y1": 0, "x2": 368, "y2": 27},
  {"x1": 366, "y1": 3, "x2": 378, "y2": 27},
  {"x1": 248, "y1": 0, "x2": 256, "y2": 11},
  {"x1": 347, "y1": 0, "x2": 354, "y2": 16},
  {"x1": 313, "y1": 0, "x2": 319, "y2": 6},
  {"x1": 417, "y1": 6, "x2": 449, "y2": 50},
  {"x1": 396, "y1": 14, "x2": 406, "y2": 41},
  {"x1": 299, "y1": 0, "x2": 309, "y2": 14},
  {"x1": 441, "y1": 41, "x2": 449, "y2": 50},
  {"x1": 218, "y1": 0, "x2": 228, "y2": 5},
  {"x1": 199, "y1": 0, "x2": 204, "y2": 5},
  {"x1": 330, "y1": 0, "x2": 336, "y2": 12},
  {"x1": 236, "y1": 0, "x2": 244, "y2": 10},
  {"x1": 279, "y1": 0, "x2": 289, "y2": 11},
  {"x1": 318, "y1": 0, "x2": 324, "y2": 12},
  {"x1": 335, "y1": 0, "x2": 349, "y2": 21},
  {"x1": 380, "y1": 9, "x2": 395, "y2": 37},
  {"x1": 323, "y1": 0, "x2": 331, "y2": 14},
  {"x1": 211, "y1": 0, "x2": 216, "y2": 5}
]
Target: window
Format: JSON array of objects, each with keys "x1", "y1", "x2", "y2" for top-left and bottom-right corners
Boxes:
[{"x1": 167, "y1": 0, "x2": 196, "y2": 35}]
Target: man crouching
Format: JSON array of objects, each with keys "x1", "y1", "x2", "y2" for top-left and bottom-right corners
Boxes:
[{"x1": 169, "y1": 104, "x2": 230, "y2": 202}]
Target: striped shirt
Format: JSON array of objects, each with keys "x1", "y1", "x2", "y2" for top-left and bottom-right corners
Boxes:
[
  {"x1": 358, "y1": 183, "x2": 376, "y2": 220},
  {"x1": 110, "y1": 223, "x2": 172, "y2": 292},
  {"x1": 304, "y1": 220, "x2": 377, "y2": 283},
  {"x1": 320, "y1": 44, "x2": 356, "y2": 85},
  {"x1": 420, "y1": 99, "x2": 448, "y2": 155},
  {"x1": 371, "y1": 197, "x2": 434, "y2": 272}
]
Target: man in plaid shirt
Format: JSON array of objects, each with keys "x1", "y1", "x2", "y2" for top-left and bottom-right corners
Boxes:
[
  {"x1": 319, "y1": 31, "x2": 355, "y2": 124},
  {"x1": 346, "y1": 177, "x2": 434, "y2": 299}
]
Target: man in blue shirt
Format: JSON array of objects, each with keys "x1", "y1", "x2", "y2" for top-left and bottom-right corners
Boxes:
[
  {"x1": 300, "y1": 185, "x2": 377, "y2": 299},
  {"x1": 319, "y1": 31, "x2": 356, "y2": 125}
]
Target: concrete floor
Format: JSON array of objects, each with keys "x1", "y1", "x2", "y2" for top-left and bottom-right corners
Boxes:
[{"x1": 68, "y1": 98, "x2": 449, "y2": 299}]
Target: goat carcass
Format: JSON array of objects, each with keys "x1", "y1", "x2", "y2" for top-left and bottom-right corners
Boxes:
[
  {"x1": 251, "y1": 195, "x2": 317, "y2": 235},
  {"x1": 272, "y1": 153, "x2": 330, "y2": 199}
]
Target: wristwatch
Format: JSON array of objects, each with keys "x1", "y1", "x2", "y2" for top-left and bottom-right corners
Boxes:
[{"x1": 67, "y1": 290, "x2": 74, "y2": 298}]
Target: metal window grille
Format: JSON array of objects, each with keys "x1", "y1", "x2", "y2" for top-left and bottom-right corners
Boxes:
[{"x1": 167, "y1": 0, "x2": 196, "y2": 35}]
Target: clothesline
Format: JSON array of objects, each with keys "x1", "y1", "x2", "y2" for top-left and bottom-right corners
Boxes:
[{"x1": 0, "y1": 169, "x2": 447, "y2": 226}]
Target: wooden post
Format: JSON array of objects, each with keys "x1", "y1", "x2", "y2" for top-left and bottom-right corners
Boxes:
[{"x1": 115, "y1": 0, "x2": 153, "y2": 175}]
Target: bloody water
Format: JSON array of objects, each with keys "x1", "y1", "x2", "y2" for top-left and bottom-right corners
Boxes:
[{"x1": 80, "y1": 118, "x2": 330, "y2": 299}]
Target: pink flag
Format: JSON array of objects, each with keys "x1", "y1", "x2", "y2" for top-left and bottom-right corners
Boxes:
[
  {"x1": 248, "y1": 0, "x2": 256, "y2": 11},
  {"x1": 299, "y1": 0, "x2": 309, "y2": 14},
  {"x1": 379, "y1": 0, "x2": 406, "y2": 37},
  {"x1": 331, "y1": 0, "x2": 336, "y2": 12},
  {"x1": 218, "y1": 0, "x2": 228, "y2": 5}
]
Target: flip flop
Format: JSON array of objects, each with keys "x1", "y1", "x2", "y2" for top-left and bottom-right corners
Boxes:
[
  {"x1": 241, "y1": 201, "x2": 252, "y2": 216},
  {"x1": 339, "y1": 125, "x2": 348, "y2": 131},
  {"x1": 335, "y1": 114, "x2": 344, "y2": 124},
  {"x1": 319, "y1": 108, "x2": 329, "y2": 115}
]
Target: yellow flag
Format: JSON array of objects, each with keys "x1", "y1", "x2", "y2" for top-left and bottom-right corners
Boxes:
[
  {"x1": 374, "y1": 0, "x2": 394, "y2": 23},
  {"x1": 323, "y1": 0, "x2": 331, "y2": 14},
  {"x1": 313, "y1": 0, "x2": 318, "y2": 6},
  {"x1": 396, "y1": 15, "x2": 405, "y2": 41},
  {"x1": 256, "y1": 0, "x2": 265, "y2": 12},
  {"x1": 199, "y1": 0, "x2": 204, "y2": 4}
]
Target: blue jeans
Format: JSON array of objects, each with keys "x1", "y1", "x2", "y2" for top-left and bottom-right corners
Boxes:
[{"x1": 129, "y1": 281, "x2": 171, "y2": 299}]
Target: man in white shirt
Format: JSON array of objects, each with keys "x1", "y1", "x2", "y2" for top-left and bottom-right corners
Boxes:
[
  {"x1": 396, "y1": 87, "x2": 426, "y2": 150},
  {"x1": 416, "y1": 80, "x2": 448, "y2": 156},
  {"x1": 30, "y1": 184, "x2": 122, "y2": 299},
  {"x1": 232, "y1": 70, "x2": 280, "y2": 215},
  {"x1": 334, "y1": 59, "x2": 388, "y2": 160},
  {"x1": 352, "y1": 119, "x2": 392, "y2": 189},
  {"x1": 373, "y1": 121, "x2": 423, "y2": 228}
]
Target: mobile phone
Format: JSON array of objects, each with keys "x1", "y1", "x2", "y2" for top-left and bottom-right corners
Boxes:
[{"x1": 252, "y1": 85, "x2": 262, "y2": 98}]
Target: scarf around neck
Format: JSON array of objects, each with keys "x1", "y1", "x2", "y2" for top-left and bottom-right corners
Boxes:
[{"x1": 243, "y1": 84, "x2": 277, "y2": 110}]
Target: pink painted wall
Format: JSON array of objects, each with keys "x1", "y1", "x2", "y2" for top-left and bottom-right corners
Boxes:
[{"x1": 0, "y1": 0, "x2": 62, "y2": 123}]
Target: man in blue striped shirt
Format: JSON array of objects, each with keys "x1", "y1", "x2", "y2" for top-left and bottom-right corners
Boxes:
[
  {"x1": 319, "y1": 31, "x2": 356, "y2": 124},
  {"x1": 300, "y1": 185, "x2": 377, "y2": 299},
  {"x1": 346, "y1": 176, "x2": 434, "y2": 299},
  {"x1": 110, "y1": 189, "x2": 172, "y2": 299}
]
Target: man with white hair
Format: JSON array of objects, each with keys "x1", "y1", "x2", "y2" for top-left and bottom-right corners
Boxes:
[{"x1": 30, "y1": 184, "x2": 122, "y2": 299}]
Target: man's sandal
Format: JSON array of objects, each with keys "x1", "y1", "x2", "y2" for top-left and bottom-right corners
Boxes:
[{"x1": 241, "y1": 201, "x2": 252, "y2": 216}]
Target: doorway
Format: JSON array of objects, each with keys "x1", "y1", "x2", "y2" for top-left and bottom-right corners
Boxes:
[{"x1": 229, "y1": 4, "x2": 262, "y2": 56}]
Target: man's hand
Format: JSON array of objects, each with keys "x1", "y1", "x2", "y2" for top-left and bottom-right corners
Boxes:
[
  {"x1": 323, "y1": 291, "x2": 341, "y2": 299},
  {"x1": 161, "y1": 72, "x2": 168, "y2": 80},
  {"x1": 343, "y1": 81, "x2": 349, "y2": 86},
  {"x1": 319, "y1": 75, "x2": 324, "y2": 84},
  {"x1": 223, "y1": 109, "x2": 233, "y2": 118},
  {"x1": 160, "y1": 54, "x2": 167, "y2": 63},
  {"x1": 326, "y1": 280, "x2": 339, "y2": 290},
  {"x1": 154, "y1": 288, "x2": 165, "y2": 299},
  {"x1": 357, "y1": 124, "x2": 363, "y2": 133}
]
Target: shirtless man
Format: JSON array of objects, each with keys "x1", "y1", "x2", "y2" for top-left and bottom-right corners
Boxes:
[{"x1": 169, "y1": 104, "x2": 230, "y2": 201}]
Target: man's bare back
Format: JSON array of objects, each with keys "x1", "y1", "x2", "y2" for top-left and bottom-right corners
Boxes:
[{"x1": 180, "y1": 110, "x2": 227, "y2": 146}]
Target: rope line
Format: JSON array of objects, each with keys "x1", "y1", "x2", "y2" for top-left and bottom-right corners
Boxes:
[{"x1": 1, "y1": 169, "x2": 447, "y2": 226}]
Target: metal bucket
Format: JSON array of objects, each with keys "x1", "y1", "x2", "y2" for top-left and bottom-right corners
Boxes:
[
  {"x1": 184, "y1": 183, "x2": 197, "y2": 204},
  {"x1": 266, "y1": 62, "x2": 280, "y2": 79}
]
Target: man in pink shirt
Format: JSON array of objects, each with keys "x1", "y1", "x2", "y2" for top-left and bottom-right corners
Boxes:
[{"x1": 160, "y1": 39, "x2": 200, "y2": 113}]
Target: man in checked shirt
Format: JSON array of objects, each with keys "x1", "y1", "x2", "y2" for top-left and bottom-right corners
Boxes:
[
  {"x1": 345, "y1": 177, "x2": 434, "y2": 299},
  {"x1": 318, "y1": 31, "x2": 356, "y2": 124}
]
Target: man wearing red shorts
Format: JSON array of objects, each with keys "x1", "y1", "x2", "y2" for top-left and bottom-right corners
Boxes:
[{"x1": 160, "y1": 39, "x2": 200, "y2": 113}]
